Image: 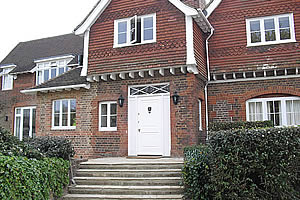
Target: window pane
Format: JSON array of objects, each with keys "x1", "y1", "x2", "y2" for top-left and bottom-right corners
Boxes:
[
  {"x1": 62, "y1": 114, "x2": 68, "y2": 126},
  {"x1": 144, "y1": 17, "x2": 153, "y2": 29},
  {"x1": 280, "y1": 29, "x2": 291, "y2": 40},
  {"x1": 101, "y1": 116, "x2": 107, "y2": 127},
  {"x1": 250, "y1": 21, "x2": 260, "y2": 31},
  {"x1": 70, "y1": 100, "x2": 76, "y2": 112},
  {"x1": 70, "y1": 113, "x2": 76, "y2": 126},
  {"x1": 265, "y1": 30, "x2": 276, "y2": 41},
  {"x1": 279, "y1": 17, "x2": 290, "y2": 28},
  {"x1": 286, "y1": 100, "x2": 292, "y2": 112},
  {"x1": 51, "y1": 68, "x2": 57, "y2": 79},
  {"x1": 111, "y1": 103, "x2": 117, "y2": 115},
  {"x1": 59, "y1": 67, "x2": 64, "y2": 75},
  {"x1": 37, "y1": 71, "x2": 42, "y2": 84},
  {"x1": 62, "y1": 100, "x2": 68, "y2": 113},
  {"x1": 44, "y1": 69, "x2": 49, "y2": 82},
  {"x1": 118, "y1": 21, "x2": 127, "y2": 32},
  {"x1": 144, "y1": 29, "x2": 153, "y2": 41},
  {"x1": 54, "y1": 114, "x2": 60, "y2": 126},
  {"x1": 118, "y1": 33, "x2": 127, "y2": 44},
  {"x1": 23, "y1": 109, "x2": 30, "y2": 139},
  {"x1": 54, "y1": 101, "x2": 60, "y2": 113},
  {"x1": 15, "y1": 116, "x2": 21, "y2": 140},
  {"x1": 249, "y1": 102, "x2": 255, "y2": 115},
  {"x1": 264, "y1": 19, "x2": 275, "y2": 30},
  {"x1": 16, "y1": 109, "x2": 21, "y2": 115},
  {"x1": 110, "y1": 116, "x2": 117, "y2": 127},
  {"x1": 101, "y1": 104, "x2": 107, "y2": 115},
  {"x1": 32, "y1": 109, "x2": 36, "y2": 137},
  {"x1": 251, "y1": 32, "x2": 261, "y2": 43}
]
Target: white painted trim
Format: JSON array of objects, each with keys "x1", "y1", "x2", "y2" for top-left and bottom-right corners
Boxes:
[
  {"x1": 75, "y1": 0, "x2": 112, "y2": 35},
  {"x1": 0, "y1": 64, "x2": 16, "y2": 69},
  {"x1": 99, "y1": 101, "x2": 118, "y2": 132},
  {"x1": 246, "y1": 13, "x2": 296, "y2": 47},
  {"x1": 199, "y1": 99, "x2": 202, "y2": 131},
  {"x1": 2, "y1": 66, "x2": 14, "y2": 91},
  {"x1": 209, "y1": 74, "x2": 300, "y2": 84},
  {"x1": 206, "y1": 0, "x2": 222, "y2": 18},
  {"x1": 34, "y1": 55, "x2": 75, "y2": 63},
  {"x1": 186, "y1": 15, "x2": 197, "y2": 66},
  {"x1": 14, "y1": 106, "x2": 36, "y2": 141},
  {"x1": 81, "y1": 30, "x2": 90, "y2": 76},
  {"x1": 168, "y1": 0, "x2": 198, "y2": 16},
  {"x1": 20, "y1": 84, "x2": 90, "y2": 94}
]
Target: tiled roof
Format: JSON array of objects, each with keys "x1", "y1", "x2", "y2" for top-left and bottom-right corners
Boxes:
[{"x1": 0, "y1": 34, "x2": 83, "y2": 74}]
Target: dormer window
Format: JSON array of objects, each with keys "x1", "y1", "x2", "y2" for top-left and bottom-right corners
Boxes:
[
  {"x1": 36, "y1": 58, "x2": 71, "y2": 85},
  {"x1": 246, "y1": 13, "x2": 296, "y2": 46},
  {"x1": 114, "y1": 13, "x2": 156, "y2": 47},
  {"x1": 1, "y1": 66, "x2": 14, "y2": 91}
]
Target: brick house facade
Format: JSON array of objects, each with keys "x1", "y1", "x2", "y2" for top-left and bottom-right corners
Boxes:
[{"x1": 1, "y1": 0, "x2": 299, "y2": 158}]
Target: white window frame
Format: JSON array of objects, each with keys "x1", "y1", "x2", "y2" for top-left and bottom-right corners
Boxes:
[
  {"x1": 199, "y1": 100, "x2": 202, "y2": 131},
  {"x1": 246, "y1": 13, "x2": 296, "y2": 47},
  {"x1": 114, "y1": 13, "x2": 156, "y2": 48},
  {"x1": 52, "y1": 99, "x2": 76, "y2": 130},
  {"x1": 1, "y1": 66, "x2": 14, "y2": 91},
  {"x1": 99, "y1": 101, "x2": 117, "y2": 131},
  {"x1": 246, "y1": 96, "x2": 300, "y2": 127},
  {"x1": 35, "y1": 58, "x2": 72, "y2": 85},
  {"x1": 14, "y1": 106, "x2": 36, "y2": 141}
]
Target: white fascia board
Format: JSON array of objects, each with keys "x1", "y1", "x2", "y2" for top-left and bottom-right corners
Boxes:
[
  {"x1": 206, "y1": 0, "x2": 222, "y2": 18},
  {"x1": 168, "y1": 0, "x2": 198, "y2": 16},
  {"x1": 75, "y1": 0, "x2": 112, "y2": 35},
  {"x1": 21, "y1": 84, "x2": 90, "y2": 94},
  {"x1": 0, "y1": 64, "x2": 16, "y2": 69},
  {"x1": 34, "y1": 55, "x2": 75, "y2": 63},
  {"x1": 186, "y1": 15, "x2": 197, "y2": 66}
]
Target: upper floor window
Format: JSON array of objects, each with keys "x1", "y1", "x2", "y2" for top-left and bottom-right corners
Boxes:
[
  {"x1": 1, "y1": 66, "x2": 14, "y2": 91},
  {"x1": 36, "y1": 59, "x2": 71, "y2": 85},
  {"x1": 246, "y1": 96, "x2": 300, "y2": 127},
  {"x1": 246, "y1": 13, "x2": 296, "y2": 46},
  {"x1": 114, "y1": 13, "x2": 156, "y2": 48},
  {"x1": 52, "y1": 99, "x2": 76, "y2": 130}
]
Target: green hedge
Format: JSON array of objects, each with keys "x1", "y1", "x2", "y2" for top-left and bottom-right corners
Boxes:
[
  {"x1": 183, "y1": 127, "x2": 300, "y2": 200},
  {"x1": 0, "y1": 155, "x2": 69, "y2": 200},
  {"x1": 209, "y1": 121, "x2": 274, "y2": 131}
]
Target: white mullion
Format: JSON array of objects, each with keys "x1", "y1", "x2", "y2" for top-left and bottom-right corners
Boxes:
[
  {"x1": 281, "y1": 100, "x2": 286, "y2": 126},
  {"x1": 60, "y1": 100, "x2": 63, "y2": 127},
  {"x1": 275, "y1": 16, "x2": 280, "y2": 43},
  {"x1": 263, "y1": 100, "x2": 268, "y2": 121},
  {"x1": 261, "y1": 19, "x2": 265, "y2": 43},
  {"x1": 20, "y1": 109, "x2": 24, "y2": 141},
  {"x1": 141, "y1": 16, "x2": 145, "y2": 43},
  {"x1": 108, "y1": 103, "x2": 111, "y2": 128},
  {"x1": 127, "y1": 19, "x2": 130, "y2": 45},
  {"x1": 29, "y1": 108, "x2": 32, "y2": 138},
  {"x1": 68, "y1": 100, "x2": 71, "y2": 127}
]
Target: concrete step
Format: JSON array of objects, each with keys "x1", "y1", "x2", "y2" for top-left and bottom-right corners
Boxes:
[
  {"x1": 74, "y1": 177, "x2": 182, "y2": 186},
  {"x1": 68, "y1": 185, "x2": 183, "y2": 195},
  {"x1": 75, "y1": 169, "x2": 182, "y2": 177},
  {"x1": 62, "y1": 194, "x2": 183, "y2": 200},
  {"x1": 79, "y1": 163, "x2": 183, "y2": 170}
]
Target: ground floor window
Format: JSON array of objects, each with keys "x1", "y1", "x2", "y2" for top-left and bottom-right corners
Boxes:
[
  {"x1": 52, "y1": 99, "x2": 76, "y2": 129},
  {"x1": 14, "y1": 107, "x2": 36, "y2": 141},
  {"x1": 99, "y1": 102, "x2": 117, "y2": 131},
  {"x1": 246, "y1": 96, "x2": 300, "y2": 126}
]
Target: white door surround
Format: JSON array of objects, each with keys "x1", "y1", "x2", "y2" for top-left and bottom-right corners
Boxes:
[{"x1": 128, "y1": 83, "x2": 171, "y2": 156}]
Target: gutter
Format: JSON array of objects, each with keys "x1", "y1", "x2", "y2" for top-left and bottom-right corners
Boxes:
[{"x1": 21, "y1": 84, "x2": 90, "y2": 94}]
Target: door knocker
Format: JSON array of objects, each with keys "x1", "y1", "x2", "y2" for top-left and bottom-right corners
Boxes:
[{"x1": 148, "y1": 107, "x2": 152, "y2": 114}]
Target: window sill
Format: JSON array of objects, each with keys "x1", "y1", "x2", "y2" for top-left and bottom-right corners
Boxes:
[
  {"x1": 51, "y1": 127, "x2": 76, "y2": 131},
  {"x1": 247, "y1": 39, "x2": 297, "y2": 47},
  {"x1": 99, "y1": 128, "x2": 117, "y2": 132},
  {"x1": 2, "y1": 87, "x2": 13, "y2": 91},
  {"x1": 113, "y1": 40, "x2": 156, "y2": 48}
]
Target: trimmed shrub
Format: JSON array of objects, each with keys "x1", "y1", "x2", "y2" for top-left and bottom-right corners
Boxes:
[
  {"x1": 182, "y1": 145, "x2": 212, "y2": 200},
  {"x1": 209, "y1": 121, "x2": 273, "y2": 132},
  {"x1": 25, "y1": 136, "x2": 75, "y2": 160},
  {"x1": 209, "y1": 127, "x2": 300, "y2": 199},
  {"x1": 0, "y1": 155, "x2": 69, "y2": 200}
]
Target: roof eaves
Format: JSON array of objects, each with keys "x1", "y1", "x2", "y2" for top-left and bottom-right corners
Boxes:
[{"x1": 21, "y1": 84, "x2": 90, "y2": 94}]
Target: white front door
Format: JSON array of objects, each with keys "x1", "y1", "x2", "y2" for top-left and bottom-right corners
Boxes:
[
  {"x1": 128, "y1": 83, "x2": 171, "y2": 156},
  {"x1": 137, "y1": 96, "x2": 163, "y2": 155}
]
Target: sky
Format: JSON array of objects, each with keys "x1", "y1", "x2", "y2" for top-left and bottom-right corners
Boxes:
[{"x1": 0, "y1": 0, "x2": 209, "y2": 62}]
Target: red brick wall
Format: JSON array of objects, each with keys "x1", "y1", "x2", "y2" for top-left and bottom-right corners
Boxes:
[
  {"x1": 208, "y1": 0, "x2": 300, "y2": 74},
  {"x1": 208, "y1": 78, "x2": 300, "y2": 122},
  {"x1": 0, "y1": 73, "x2": 36, "y2": 133},
  {"x1": 88, "y1": 0, "x2": 187, "y2": 75},
  {"x1": 37, "y1": 73, "x2": 206, "y2": 158}
]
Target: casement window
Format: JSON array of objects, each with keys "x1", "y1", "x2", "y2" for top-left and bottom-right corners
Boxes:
[
  {"x1": 1, "y1": 67, "x2": 14, "y2": 90},
  {"x1": 199, "y1": 100, "x2": 202, "y2": 131},
  {"x1": 246, "y1": 13, "x2": 296, "y2": 46},
  {"x1": 246, "y1": 97, "x2": 300, "y2": 127},
  {"x1": 52, "y1": 99, "x2": 76, "y2": 130},
  {"x1": 99, "y1": 102, "x2": 117, "y2": 131},
  {"x1": 36, "y1": 59, "x2": 71, "y2": 85},
  {"x1": 14, "y1": 107, "x2": 36, "y2": 141},
  {"x1": 114, "y1": 13, "x2": 156, "y2": 47}
]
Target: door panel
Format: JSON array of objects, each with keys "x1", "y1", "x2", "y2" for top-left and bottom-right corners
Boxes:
[{"x1": 137, "y1": 96, "x2": 163, "y2": 155}]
